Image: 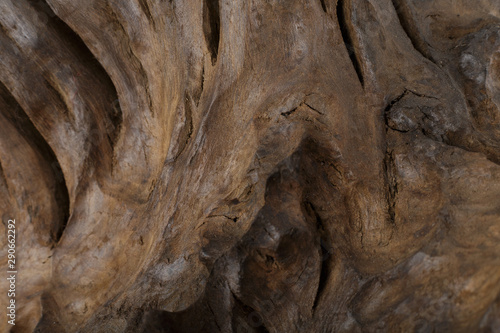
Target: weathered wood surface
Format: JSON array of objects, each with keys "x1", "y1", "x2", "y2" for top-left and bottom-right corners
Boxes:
[{"x1": 0, "y1": 0, "x2": 499, "y2": 332}]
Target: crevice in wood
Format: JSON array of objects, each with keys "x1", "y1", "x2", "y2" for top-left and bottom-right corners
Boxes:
[
  {"x1": 336, "y1": 0, "x2": 364, "y2": 86},
  {"x1": 304, "y1": 201, "x2": 331, "y2": 311},
  {"x1": 281, "y1": 107, "x2": 298, "y2": 117},
  {"x1": 0, "y1": 159, "x2": 8, "y2": 194},
  {"x1": 384, "y1": 88, "x2": 439, "y2": 113},
  {"x1": 198, "y1": 63, "x2": 205, "y2": 106},
  {"x1": 303, "y1": 102, "x2": 322, "y2": 115},
  {"x1": 314, "y1": 250, "x2": 330, "y2": 311},
  {"x1": 320, "y1": 0, "x2": 328, "y2": 13},
  {"x1": 391, "y1": 0, "x2": 437, "y2": 64},
  {"x1": 0, "y1": 81, "x2": 70, "y2": 244},
  {"x1": 383, "y1": 149, "x2": 398, "y2": 226},
  {"x1": 206, "y1": 302, "x2": 223, "y2": 332},
  {"x1": 207, "y1": 214, "x2": 239, "y2": 223},
  {"x1": 138, "y1": 0, "x2": 156, "y2": 29},
  {"x1": 384, "y1": 89, "x2": 410, "y2": 114},
  {"x1": 203, "y1": 0, "x2": 221, "y2": 65},
  {"x1": 281, "y1": 99, "x2": 324, "y2": 119},
  {"x1": 183, "y1": 94, "x2": 194, "y2": 148},
  {"x1": 304, "y1": 201, "x2": 324, "y2": 232}
]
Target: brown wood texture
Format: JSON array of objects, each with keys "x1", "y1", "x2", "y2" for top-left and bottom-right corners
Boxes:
[{"x1": 0, "y1": 0, "x2": 499, "y2": 332}]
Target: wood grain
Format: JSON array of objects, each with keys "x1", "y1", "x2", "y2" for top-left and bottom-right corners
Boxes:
[{"x1": 0, "y1": 0, "x2": 498, "y2": 332}]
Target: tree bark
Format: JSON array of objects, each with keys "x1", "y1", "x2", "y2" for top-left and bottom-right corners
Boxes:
[{"x1": 0, "y1": 0, "x2": 499, "y2": 332}]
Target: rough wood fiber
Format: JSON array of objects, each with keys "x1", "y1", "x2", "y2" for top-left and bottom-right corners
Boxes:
[{"x1": 0, "y1": 0, "x2": 499, "y2": 332}]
